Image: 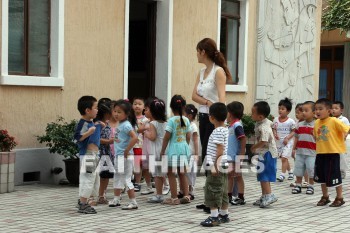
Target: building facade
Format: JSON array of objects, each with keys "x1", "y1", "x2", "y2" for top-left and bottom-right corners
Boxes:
[{"x1": 0, "y1": 0, "x2": 322, "y2": 185}]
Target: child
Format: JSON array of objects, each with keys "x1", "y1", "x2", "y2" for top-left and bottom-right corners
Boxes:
[
  {"x1": 182, "y1": 104, "x2": 199, "y2": 200},
  {"x1": 200, "y1": 102, "x2": 229, "y2": 227},
  {"x1": 144, "y1": 98, "x2": 169, "y2": 203},
  {"x1": 108, "y1": 99, "x2": 139, "y2": 210},
  {"x1": 332, "y1": 101, "x2": 350, "y2": 125},
  {"x1": 332, "y1": 101, "x2": 349, "y2": 179},
  {"x1": 251, "y1": 101, "x2": 278, "y2": 208},
  {"x1": 74, "y1": 95, "x2": 103, "y2": 214},
  {"x1": 132, "y1": 97, "x2": 149, "y2": 192},
  {"x1": 96, "y1": 98, "x2": 115, "y2": 204},
  {"x1": 160, "y1": 95, "x2": 191, "y2": 205},
  {"x1": 273, "y1": 98, "x2": 296, "y2": 182},
  {"x1": 314, "y1": 98, "x2": 350, "y2": 207},
  {"x1": 292, "y1": 101, "x2": 316, "y2": 195},
  {"x1": 226, "y1": 101, "x2": 246, "y2": 205}
]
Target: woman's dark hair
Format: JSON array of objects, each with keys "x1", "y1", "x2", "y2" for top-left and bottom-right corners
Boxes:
[
  {"x1": 150, "y1": 98, "x2": 167, "y2": 121},
  {"x1": 114, "y1": 99, "x2": 137, "y2": 127},
  {"x1": 185, "y1": 104, "x2": 198, "y2": 120},
  {"x1": 170, "y1": 95, "x2": 186, "y2": 127},
  {"x1": 196, "y1": 38, "x2": 232, "y2": 83},
  {"x1": 95, "y1": 98, "x2": 111, "y2": 122},
  {"x1": 227, "y1": 101, "x2": 244, "y2": 119},
  {"x1": 278, "y1": 97, "x2": 293, "y2": 112}
]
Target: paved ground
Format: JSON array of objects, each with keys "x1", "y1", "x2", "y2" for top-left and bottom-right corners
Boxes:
[{"x1": 1, "y1": 153, "x2": 350, "y2": 233}]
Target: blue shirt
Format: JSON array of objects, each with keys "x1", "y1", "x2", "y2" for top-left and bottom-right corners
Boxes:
[
  {"x1": 74, "y1": 119, "x2": 95, "y2": 155},
  {"x1": 227, "y1": 121, "x2": 245, "y2": 161},
  {"x1": 114, "y1": 120, "x2": 134, "y2": 156}
]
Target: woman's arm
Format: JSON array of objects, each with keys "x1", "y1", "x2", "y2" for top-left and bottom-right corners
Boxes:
[
  {"x1": 215, "y1": 68, "x2": 226, "y2": 103},
  {"x1": 192, "y1": 72, "x2": 209, "y2": 105}
]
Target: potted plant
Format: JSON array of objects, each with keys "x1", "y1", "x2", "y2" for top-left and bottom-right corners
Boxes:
[
  {"x1": 0, "y1": 129, "x2": 17, "y2": 193},
  {"x1": 322, "y1": 0, "x2": 350, "y2": 38},
  {"x1": 37, "y1": 117, "x2": 80, "y2": 185}
]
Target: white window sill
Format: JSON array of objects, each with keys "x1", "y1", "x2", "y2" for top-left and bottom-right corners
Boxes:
[
  {"x1": 0, "y1": 75, "x2": 64, "y2": 87},
  {"x1": 226, "y1": 84, "x2": 248, "y2": 93}
]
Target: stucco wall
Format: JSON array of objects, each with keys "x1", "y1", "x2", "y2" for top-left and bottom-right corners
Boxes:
[
  {"x1": 0, "y1": 0, "x2": 125, "y2": 148},
  {"x1": 321, "y1": 29, "x2": 350, "y2": 45}
]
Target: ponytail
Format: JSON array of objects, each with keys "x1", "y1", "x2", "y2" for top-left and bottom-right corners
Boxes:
[
  {"x1": 214, "y1": 51, "x2": 233, "y2": 84},
  {"x1": 170, "y1": 95, "x2": 187, "y2": 127}
]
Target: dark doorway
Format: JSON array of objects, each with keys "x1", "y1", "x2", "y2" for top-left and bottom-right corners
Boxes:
[
  {"x1": 128, "y1": 0, "x2": 157, "y2": 100},
  {"x1": 319, "y1": 46, "x2": 344, "y2": 101}
]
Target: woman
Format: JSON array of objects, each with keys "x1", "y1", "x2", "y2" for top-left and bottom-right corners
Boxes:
[{"x1": 192, "y1": 38, "x2": 232, "y2": 165}]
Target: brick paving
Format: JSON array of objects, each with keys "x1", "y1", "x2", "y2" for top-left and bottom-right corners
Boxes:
[{"x1": 1, "y1": 155, "x2": 350, "y2": 233}]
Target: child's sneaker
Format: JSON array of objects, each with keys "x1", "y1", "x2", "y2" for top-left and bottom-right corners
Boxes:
[
  {"x1": 253, "y1": 196, "x2": 263, "y2": 206},
  {"x1": 134, "y1": 184, "x2": 141, "y2": 192},
  {"x1": 288, "y1": 172, "x2": 294, "y2": 180},
  {"x1": 277, "y1": 175, "x2": 285, "y2": 182},
  {"x1": 78, "y1": 204, "x2": 97, "y2": 214},
  {"x1": 231, "y1": 198, "x2": 246, "y2": 205},
  {"x1": 148, "y1": 195, "x2": 164, "y2": 203},
  {"x1": 141, "y1": 187, "x2": 154, "y2": 195},
  {"x1": 260, "y1": 195, "x2": 272, "y2": 208},
  {"x1": 162, "y1": 185, "x2": 170, "y2": 195},
  {"x1": 200, "y1": 216, "x2": 220, "y2": 227},
  {"x1": 121, "y1": 202, "x2": 138, "y2": 210},
  {"x1": 108, "y1": 198, "x2": 121, "y2": 207},
  {"x1": 218, "y1": 214, "x2": 230, "y2": 223},
  {"x1": 270, "y1": 194, "x2": 278, "y2": 204}
]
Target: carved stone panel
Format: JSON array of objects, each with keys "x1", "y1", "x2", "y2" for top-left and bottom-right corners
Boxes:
[{"x1": 256, "y1": 0, "x2": 319, "y2": 117}]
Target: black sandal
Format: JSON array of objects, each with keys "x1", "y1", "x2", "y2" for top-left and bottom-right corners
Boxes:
[
  {"x1": 305, "y1": 186, "x2": 314, "y2": 195},
  {"x1": 200, "y1": 216, "x2": 220, "y2": 227},
  {"x1": 292, "y1": 186, "x2": 301, "y2": 194}
]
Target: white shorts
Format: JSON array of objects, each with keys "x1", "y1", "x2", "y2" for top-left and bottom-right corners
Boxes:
[
  {"x1": 340, "y1": 153, "x2": 349, "y2": 179},
  {"x1": 186, "y1": 156, "x2": 198, "y2": 186},
  {"x1": 293, "y1": 154, "x2": 316, "y2": 178},
  {"x1": 79, "y1": 154, "x2": 100, "y2": 198},
  {"x1": 277, "y1": 143, "x2": 293, "y2": 158},
  {"x1": 113, "y1": 156, "x2": 134, "y2": 190}
]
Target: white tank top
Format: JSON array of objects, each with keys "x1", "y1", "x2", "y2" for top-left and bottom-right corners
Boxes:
[{"x1": 196, "y1": 64, "x2": 223, "y2": 113}]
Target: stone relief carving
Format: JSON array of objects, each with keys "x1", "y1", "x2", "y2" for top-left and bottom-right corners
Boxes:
[{"x1": 256, "y1": 0, "x2": 318, "y2": 117}]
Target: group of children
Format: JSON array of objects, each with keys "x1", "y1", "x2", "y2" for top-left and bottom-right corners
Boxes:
[{"x1": 73, "y1": 94, "x2": 350, "y2": 228}]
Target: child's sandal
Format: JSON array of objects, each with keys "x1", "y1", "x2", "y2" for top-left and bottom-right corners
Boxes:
[
  {"x1": 305, "y1": 186, "x2": 314, "y2": 195},
  {"x1": 329, "y1": 197, "x2": 345, "y2": 207},
  {"x1": 162, "y1": 198, "x2": 180, "y2": 205},
  {"x1": 180, "y1": 196, "x2": 191, "y2": 204},
  {"x1": 97, "y1": 196, "x2": 109, "y2": 204},
  {"x1": 316, "y1": 196, "x2": 330, "y2": 206},
  {"x1": 292, "y1": 186, "x2": 301, "y2": 194}
]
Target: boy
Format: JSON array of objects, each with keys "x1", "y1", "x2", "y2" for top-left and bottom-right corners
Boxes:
[
  {"x1": 74, "y1": 96, "x2": 104, "y2": 214},
  {"x1": 314, "y1": 98, "x2": 350, "y2": 207},
  {"x1": 332, "y1": 101, "x2": 349, "y2": 179},
  {"x1": 273, "y1": 98, "x2": 296, "y2": 182},
  {"x1": 226, "y1": 101, "x2": 246, "y2": 205},
  {"x1": 292, "y1": 101, "x2": 316, "y2": 195},
  {"x1": 251, "y1": 101, "x2": 278, "y2": 208},
  {"x1": 332, "y1": 101, "x2": 350, "y2": 125},
  {"x1": 200, "y1": 103, "x2": 229, "y2": 227}
]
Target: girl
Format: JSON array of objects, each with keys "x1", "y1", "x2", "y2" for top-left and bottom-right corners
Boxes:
[
  {"x1": 183, "y1": 104, "x2": 199, "y2": 200},
  {"x1": 108, "y1": 99, "x2": 139, "y2": 210},
  {"x1": 142, "y1": 98, "x2": 169, "y2": 203},
  {"x1": 160, "y1": 95, "x2": 191, "y2": 205},
  {"x1": 96, "y1": 98, "x2": 115, "y2": 204},
  {"x1": 132, "y1": 97, "x2": 150, "y2": 192}
]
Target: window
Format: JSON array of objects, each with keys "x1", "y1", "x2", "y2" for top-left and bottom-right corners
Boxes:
[
  {"x1": 1, "y1": 0, "x2": 64, "y2": 87},
  {"x1": 9, "y1": 0, "x2": 50, "y2": 76},
  {"x1": 220, "y1": 0, "x2": 240, "y2": 84}
]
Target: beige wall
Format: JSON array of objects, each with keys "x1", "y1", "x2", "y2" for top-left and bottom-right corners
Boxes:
[
  {"x1": 0, "y1": 0, "x2": 125, "y2": 148},
  {"x1": 171, "y1": 0, "x2": 219, "y2": 105},
  {"x1": 321, "y1": 29, "x2": 350, "y2": 45}
]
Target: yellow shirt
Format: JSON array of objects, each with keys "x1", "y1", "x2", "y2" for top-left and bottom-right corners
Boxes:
[{"x1": 313, "y1": 117, "x2": 350, "y2": 154}]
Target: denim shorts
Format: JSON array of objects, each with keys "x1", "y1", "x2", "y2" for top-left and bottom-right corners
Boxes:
[{"x1": 256, "y1": 151, "x2": 277, "y2": 182}]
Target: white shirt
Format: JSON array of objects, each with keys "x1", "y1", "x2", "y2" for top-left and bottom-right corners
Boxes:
[
  {"x1": 206, "y1": 127, "x2": 228, "y2": 165},
  {"x1": 189, "y1": 122, "x2": 199, "y2": 155},
  {"x1": 338, "y1": 115, "x2": 350, "y2": 126},
  {"x1": 273, "y1": 117, "x2": 296, "y2": 148},
  {"x1": 196, "y1": 64, "x2": 223, "y2": 113}
]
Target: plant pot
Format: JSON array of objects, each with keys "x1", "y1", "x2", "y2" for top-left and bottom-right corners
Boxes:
[
  {"x1": 63, "y1": 158, "x2": 80, "y2": 185},
  {"x1": 0, "y1": 151, "x2": 16, "y2": 193}
]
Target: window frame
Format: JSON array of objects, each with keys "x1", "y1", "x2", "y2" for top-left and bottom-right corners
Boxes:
[
  {"x1": 217, "y1": 0, "x2": 249, "y2": 93},
  {"x1": 1, "y1": 0, "x2": 64, "y2": 87}
]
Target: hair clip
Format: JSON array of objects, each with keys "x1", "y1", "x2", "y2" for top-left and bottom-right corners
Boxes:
[
  {"x1": 176, "y1": 100, "x2": 181, "y2": 103},
  {"x1": 190, "y1": 109, "x2": 194, "y2": 112},
  {"x1": 124, "y1": 98, "x2": 129, "y2": 102}
]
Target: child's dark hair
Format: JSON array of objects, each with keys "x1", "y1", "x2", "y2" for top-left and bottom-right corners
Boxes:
[
  {"x1": 170, "y1": 95, "x2": 186, "y2": 127},
  {"x1": 209, "y1": 102, "x2": 227, "y2": 122},
  {"x1": 278, "y1": 97, "x2": 293, "y2": 111},
  {"x1": 303, "y1": 101, "x2": 315, "y2": 111},
  {"x1": 295, "y1": 103, "x2": 303, "y2": 111},
  {"x1": 77, "y1": 96, "x2": 97, "y2": 115},
  {"x1": 133, "y1": 97, "x2": 144, "y2": 103},
  {"x1": 150, "y1": 98, "x2": 167, "y2": 121},
  {"x1": 115, "y1": 99, "x2": 137, "y2": 127},
  {"x1": 333, "y1": 101, "x2": 344, "y2": 109},
  {"x1": 227, "y1": 101, "x2": 244, "y2": 119},
  {"x1": 315, "y1": 98, "x2": 332, "y2": 109},
  {"x1": 253, "y1": 101, "x2": 270, "y2": 118},
  {"x1": 95, "y1": 98, "x2": 111, "y2": 122},
  {"x1": 185, "y1": 104, "x2": 198, "y2": 120},
  {"x1": 144, "y1": 97, "x2": 157, "y2": 108}
]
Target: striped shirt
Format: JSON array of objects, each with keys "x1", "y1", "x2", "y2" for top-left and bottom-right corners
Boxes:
[
  {"x1": 295, "y1": 120, "x2": 316, "y2": 156},
  {"x1": 206, "y1": 126, "x2": 228, "y2": 165}
]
